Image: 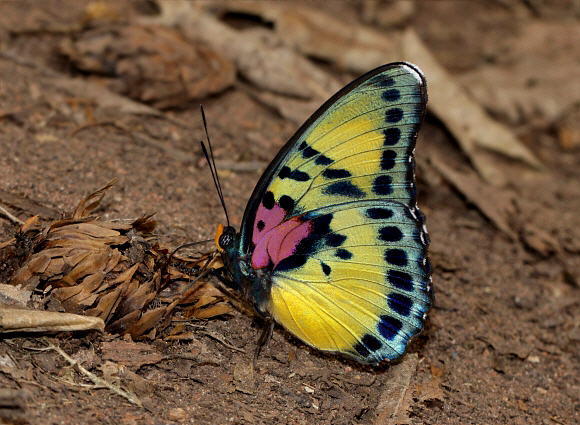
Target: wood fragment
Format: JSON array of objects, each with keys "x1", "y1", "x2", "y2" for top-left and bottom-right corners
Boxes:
[{"x1": 0, "y1": 206, "x2": 24, "y2": 225}]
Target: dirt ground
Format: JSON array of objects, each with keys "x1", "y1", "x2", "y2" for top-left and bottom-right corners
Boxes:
[{"x1": 1, "y1": 2, "x2": 579, "y2": 424}]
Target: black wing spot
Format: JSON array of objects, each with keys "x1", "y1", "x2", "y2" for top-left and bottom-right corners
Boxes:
[
  {"x1": 335, "y1": 248, "x2": 353, "y2": 260},
  {"x1": 385, "y1": 248, "x2": 408, "y2": 266},
  {"x1": 361, "y1": 334, "x2": 382, "y2": 351},
  {"x1": 372, "y1": 175, "x2": 393, "y2": 195},
  {"x1": 383, "y1": 128, "x2": 401, "y2": 146},
  {"x1": 322, "y1": 168, "x2": 352, "y2": 179},
  {"x1": 366, "y1": 207, "x2": 394, "y2": 220},
  {"x1": 379, "y1": 226, "x2": 403, "y2": 242},
  {"x1": 378, "y1": 315, "x2": 403, "y2": 341},
  {"x1": 380, "y1": 150, "x2": 397, "y2": 171},
  {"x1": 321, "y1": 262, "x2": 331, "y2": 276},
  {"x1": 314, "y1": 155, "x2": 333, "y2": 166},
  {"x1": 383, "y1": 88, "x2": 401, "y2": 102},
  {"x1": 326, "y1": 233, "x2": 346, "y2": 247},
  {"x1": 278, "y1": 166, "x2": 291, "y2": 179},
  {"x1": 275, "y1": 255, "x2": 307, "y2": 272},
  {"x1": 298, "y1": 141, "x2": 308, "y2": 150},
  {"x1": 292, "y1": 170, "x2": 310, "y2": 181},
  {"x1": 373, "y1": 75, "x2": 395, "y2": 87},
  {"x1": 262, "y1": 191, "x2": 275, "y2": 209},
  {"x1": 388, "y1": 270, "x2": 413, "y2": 292},
  {"x1": 279, "y1": 195, "x2": 295, "y2": 211},
  {"x1": 323, "y1": 181, "x2": 365, "y2": 198},
  {"x1": 302, "y1": 146, "x2": 319, "y2": 158},
  {"x1": 388, "y1": 293, "x2": 413, "y2": 317},
  {"x1": 279, "y1": 166, "x2": 310, "y2": 182},
  {"x1": 386, "y1": 108, "x2": 403, "y2": 123},
  {"x1": 256, "y1": 220, "x2": 265, "y2": 231},
  {"x1": 354, "y1": 342, "x2": 370, "y2": 357}
]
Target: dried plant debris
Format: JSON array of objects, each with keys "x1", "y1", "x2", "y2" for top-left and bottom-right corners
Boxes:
[
  {"x1": 0, "y1": 308, "x2": 104, "y2": 333},
  {"x1": 375, "y1": 353, "x2": 418, "y2": 425},
  {"x1": 166, "y1": 2, "x2": 542, "y2": 185},
  {"x1": 58, "y1": 24, "x2": 235, "y2": 109},
  {"x1": 0, "y1": 180, "x2": 231, "y2": 338}
]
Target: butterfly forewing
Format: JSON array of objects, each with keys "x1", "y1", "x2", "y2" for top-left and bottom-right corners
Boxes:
[{"x1": 249, "y1": 64, "x2": 425, "y2": 225}]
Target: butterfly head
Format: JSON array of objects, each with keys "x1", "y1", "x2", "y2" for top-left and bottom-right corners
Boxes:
[{"x1": 215, "y1": 223, "x2": 236, "y2": 252}]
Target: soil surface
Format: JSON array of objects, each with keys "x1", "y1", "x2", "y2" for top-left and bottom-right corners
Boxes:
[{"x1": 1, "y1": 2, "x2": 579, "y2": 425}]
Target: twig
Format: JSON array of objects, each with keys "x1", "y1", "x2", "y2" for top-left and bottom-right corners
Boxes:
[
  {"x1": 130, "y1": 130, "x2": 197, "y2": 163},
  {"x1": 214, "y1": 160, "x2": 267, "y2": 172},
  {"x1": 0, "y1": 205, "x2": 24, "y2": 225},
  {"x1": 0, "y1": 188, "x2": 61, "y2": 220},
  {"x1": 68, "y1": 121, "x2": 120, "y2": 138},
  {"x1": 202, "y1": 330, "x2": 246, "y2": 354},
  {"x1": 41, "y1": 337, "x2": 142, "y2": 407}
]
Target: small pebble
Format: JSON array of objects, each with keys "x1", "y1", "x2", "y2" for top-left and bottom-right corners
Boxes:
[{"x1": 168, "y1": 407, "x2": 186, "y2": 422}]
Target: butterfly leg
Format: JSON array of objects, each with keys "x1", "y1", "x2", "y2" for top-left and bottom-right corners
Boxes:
[{"x1": 254, "y1": 318, "x2": 274, "y2": 366}]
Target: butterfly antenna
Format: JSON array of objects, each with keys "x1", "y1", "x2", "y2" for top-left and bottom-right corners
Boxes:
[{"x1": 200, "y1": 105, "x2": 230, "y2": 227}]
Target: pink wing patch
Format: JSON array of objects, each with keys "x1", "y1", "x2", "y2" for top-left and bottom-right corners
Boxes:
[
  {"x1": 251, "y1": 198, "x2": 312, "y2": 270},
  {"x1": 252, "y1": 218, "x2": 311, "y2": 269},
  {"x1": 252, "y1": 202, "x2": 286, "y2": 246}
]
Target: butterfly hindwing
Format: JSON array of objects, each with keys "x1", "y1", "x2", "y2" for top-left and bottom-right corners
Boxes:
[
  {"x1": 268, "y1": 200, "x2": 430, "y2": 363},
  {"x1": 226, "y1": 62, "x2": 431, "y2": 364}
]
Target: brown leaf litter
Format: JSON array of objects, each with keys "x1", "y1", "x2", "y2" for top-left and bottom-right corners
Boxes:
[
  {"x1": 58, "y1": 23, "x2": 235, "y2": 109},
  {"x1": 0, "y1": 179, "x2": 231, "y2": 339}
]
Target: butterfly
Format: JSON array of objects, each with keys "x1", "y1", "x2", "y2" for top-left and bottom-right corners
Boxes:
[{"x1": 213, "y1": 62, "x2": 432, "y2": 364}]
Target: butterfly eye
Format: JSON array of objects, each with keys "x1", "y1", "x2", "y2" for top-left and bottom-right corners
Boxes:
[{"x1": 218, "y1": 226, "x2": 236, "y2": 249}]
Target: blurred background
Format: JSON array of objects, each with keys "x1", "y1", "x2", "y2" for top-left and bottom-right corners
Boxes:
[{"x1": 0, "y1": 2, "x2": 578, "y2": 424}]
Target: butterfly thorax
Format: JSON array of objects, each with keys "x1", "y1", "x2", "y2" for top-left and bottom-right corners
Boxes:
[{"x1": 218, "y1": 226, "x2": 272, "y2": 318}]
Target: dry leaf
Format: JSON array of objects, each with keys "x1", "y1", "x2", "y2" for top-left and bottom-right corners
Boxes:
[
  {"x1": 458, "y1": 21, "x2": 580, "y2": 128},
  {"x1": 210, "y1": 3, "x2": 543, "y2": 185},
  {"x1": 58, "y1": 24, "x2": 235, "y2": 109},
  {"x1": 149, "y1": 3, "x2": 341, "y2": 101},
  {"x1": 430, "y1": 155, "x2": 517, "y2": 239},
  {"x1": 0, "y1": 308, "x2": 104, "y2": 333},
  {"x1": 212, "y1": 2, "x2": 399, "y2": 73},
  {"x1": 375, "y1": 353, "x2": 418, "y2": 425},
  {"x1": 400, "y1": 29, "x2": 544, "y2": 185}
]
